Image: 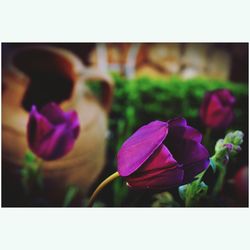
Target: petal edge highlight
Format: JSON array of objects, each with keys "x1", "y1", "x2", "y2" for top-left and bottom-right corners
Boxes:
[{"x1": 117, "y1": 121, "x2": 168, "y2": 177}]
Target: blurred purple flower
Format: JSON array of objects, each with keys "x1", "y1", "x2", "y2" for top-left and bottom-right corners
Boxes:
[
  {"x1": 200, "y1": 89, "x2": 236, "y2": 129},
  {"x1": 117, "y1": 118, "x2": 210, "y2": 190},
  {"x1": 27, "y1": 102, "x2": 80, "y2": 161}
]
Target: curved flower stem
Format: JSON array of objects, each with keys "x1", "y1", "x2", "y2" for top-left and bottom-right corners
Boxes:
[{"x1": 88, "y1": 171, "x2": 120, "y2": 207}]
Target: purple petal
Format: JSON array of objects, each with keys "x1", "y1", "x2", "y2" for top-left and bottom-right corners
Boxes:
[
  {"x1": 165, "y1": 119, "x2": 209, "y2": 181},
  {"x1": 139, "y1": 144, "x2": 178, "y2": 172},
  {"x1": 168, "y1": 117, "x2": 187, "y2": 127},
  {"x1": 40, "y1": 102, "x2": 67, "y2": 125},
  {"x1": 27, "y1": 106, "x2": 54, "y2": 150},
  {"x1": 169, "y1": 120, "x2": 202, "y2": 143},
  {"x1": 65, "y1": 111, "x2": 80, "y2": 139},
  {"x1": 35, "y1": 124, "x2": 75, "y2": 160},
  {"x1": 126, "y1": 144, "x2": 184, "y2": 189},
  {"x1": 165, "y1": 135, "x2": 209, "y2": 167},
  {"x1": 216, "y1": 89, "x2": 236, "y2": 106},
  {"x1": 206, "y1": 97, "x2": 234, "y2": 128},
  {"x1": 206, "y1": 94, "x2": 224, "y2": 113},
  {"x1": 182, "y1": 158, "x2": 210, "y2": 183},
  {"x1": 126, "y1": 166, "x2": 184, "y2": 190},
  {"x1": 117, "y1": 121, "x2": 168, "y2": 177}
]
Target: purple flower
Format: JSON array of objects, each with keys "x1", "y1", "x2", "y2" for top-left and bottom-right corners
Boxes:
[
  {"x1": 27, "y1": 102, "x2": 80, "y2": 161},
  {"x1": 117, "y1": 118, "x2": 210, "y2": 190},
  {"x1": 200, "y1": 89, "x2": 236, "y2": 129}
]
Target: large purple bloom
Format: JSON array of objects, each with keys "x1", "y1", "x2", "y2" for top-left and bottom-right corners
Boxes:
[
  {"x1": 27, "y1": 102, "x2": 80, "y2": 161},
  {"x1": 117, "y1": 118, "x2": 210, "y2": 190},
  {"x1": 200, "y1": 89, "x2": 236, "y2": 129}
]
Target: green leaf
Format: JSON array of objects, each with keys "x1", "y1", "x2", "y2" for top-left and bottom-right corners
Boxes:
[
  {"x1": 198, "y1": 182, "x2": 208, "y2": 195},
  {"x1": 63, "y1": 186, "x2": 79, "y2": 207},
  {"x1": 24, "y1": 151, "x2": 37, "y2": 163}
]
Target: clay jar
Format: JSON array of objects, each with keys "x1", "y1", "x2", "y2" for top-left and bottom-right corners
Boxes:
[{"x1": 2, "y1": 46, "x2": 114, "y2": 204}]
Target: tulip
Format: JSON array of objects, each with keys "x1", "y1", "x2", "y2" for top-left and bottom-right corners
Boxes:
[
  {"x1": 200, "y1": 89, "x2": 236, "y2": 129},
  {"x1": 27, "y1": 102, "x2": 80, "y2": 161},
  {"x1": 117, "y1": 118, "x2": 210, "y2": 189},
  {"x1": 88, "y1": 118, "x2": 209, "y2": 206}
]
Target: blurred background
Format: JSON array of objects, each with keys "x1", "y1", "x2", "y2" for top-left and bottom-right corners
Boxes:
[
  {"x1": 2, "y1": 43, "x2": 248, "y2": 82},
  {"x1": 1, "y1": 43, "x2": 249, "y2": 207}
]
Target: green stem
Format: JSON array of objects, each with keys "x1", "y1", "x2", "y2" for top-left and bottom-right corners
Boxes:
[
  {"x1": 88, "y1": 171, "x2": 120, "y2": 207},
  {"x1": 184, "y1": 170, "x2": 207, "y2": 207},
  {"x1": 185, "y1": 185, "x2": 193, "y2": 207},
  {"x1": 212, "y1": 163, "x2": 226, "y2": 197}
]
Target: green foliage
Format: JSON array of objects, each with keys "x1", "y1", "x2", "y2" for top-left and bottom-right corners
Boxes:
[
  {"x1": 179, "y1": 180, "x2": 208, "y2": 207},
  {"x1": 110, "y1": 74, "x2": 247, "y2": 131},
  {"x1": 21, "y1": 151, "x2": 43, "y2": 194},
  {"x1": 152, "y1": 192, "x2": 179, "y2": 207},
  {"x1": 178, "y1": 130, "x2": 244, "y2": 206},
  {"x1": 63, "y1": 186, "x2": 79, "y2": 207}
]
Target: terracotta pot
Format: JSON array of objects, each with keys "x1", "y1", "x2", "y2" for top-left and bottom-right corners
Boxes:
[{"x1": 2, "y1": 46, "x2": 114, "y2": 203}]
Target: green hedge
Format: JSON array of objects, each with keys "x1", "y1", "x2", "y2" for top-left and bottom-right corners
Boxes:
[{"x1": 110, "y1": 74, "x2": 248, "y2": 147}]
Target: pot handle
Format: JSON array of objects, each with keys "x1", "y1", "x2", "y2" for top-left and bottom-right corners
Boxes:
[
  {"x1": 83, "y1": 67, "x2": 114, "y2": 113},
  {"x1": 2, "y1": 67, "x2": 30, "y2": 107}
]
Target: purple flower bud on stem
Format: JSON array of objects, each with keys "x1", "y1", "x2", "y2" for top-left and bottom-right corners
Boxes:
[{"x1": 223, "y1": 143, "x2": 233, "y2": 152}]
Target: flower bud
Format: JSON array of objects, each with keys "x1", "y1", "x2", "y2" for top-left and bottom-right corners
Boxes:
[
  {"x1": 224, "y1": 132, "x2": 234, "y2": 143},
  {"x1": 215, "y1": 139, "x2": 225, "y2": 152},
  {"x1": 27, "y1": 103, "x2": 80, "y2": 161},
  {"x1": 232, "y1": 131, "x2": 244, "y2": 145},
  {"x1": 224, "y1": 143, "x2": 233, "y2": 152}
]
